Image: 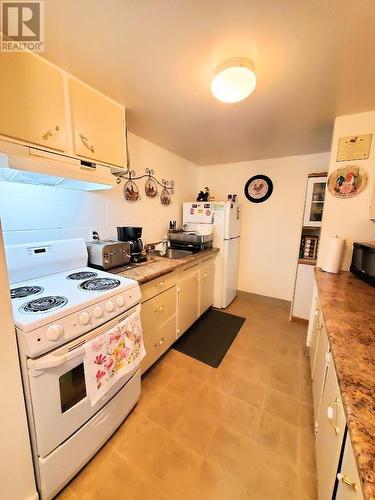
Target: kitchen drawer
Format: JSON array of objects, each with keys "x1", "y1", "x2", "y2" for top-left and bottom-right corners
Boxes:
[
  {"x1": 141, "y1": 286, "x2": 177, "y2": 338},
  {"x1": 141, "y1": 315, "x2": 177, "y2": 374},
  {"x1": 140, "y1": 271, "x2": 177, "y2": 303}
]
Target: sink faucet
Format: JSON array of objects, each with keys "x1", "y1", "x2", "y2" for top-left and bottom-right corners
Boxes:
[{"x1": 145, "y1": 239, "x2": 170, "y2": 256}]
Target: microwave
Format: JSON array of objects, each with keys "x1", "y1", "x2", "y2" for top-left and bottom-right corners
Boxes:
[{"x1": 350, "y1": 242, "x2": 375, "y2": 287}]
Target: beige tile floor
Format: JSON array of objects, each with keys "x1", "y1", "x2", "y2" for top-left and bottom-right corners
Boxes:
[{"x1": 58, "y1": 292, "x2": 317, "y2": 500}]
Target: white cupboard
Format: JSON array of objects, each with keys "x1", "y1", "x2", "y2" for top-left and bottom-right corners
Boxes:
[
  {"x1": 0, "y1": 52, "x2": 67, "y2": 152},
  {"x1": 336, "y1": 435, "x2": 364, "y2": 500},
  {"x1": 312, "y1": 318, "x2": 330, "y2": 422},
  {"x1": 69, "y1": 78, "x2": 126, "y2": 167},
  {"x1": 315, "y1": 353, "x2": 346, "y2": 500},
  {"x1": 178, "y1": 265, "x2": 200, "y2": 336},
  {"x1": 291, "y1": 263, "x2": 315, "y2": 320},
  {"x1": 0, "y1": 51, "x2": 126, "y2": 168},
  {"x1": 303, "y1": 175, "x2": 327, "y2": 227},
  {"x1": 199, "y1": 259, "x2": 215, "y2": 315}
]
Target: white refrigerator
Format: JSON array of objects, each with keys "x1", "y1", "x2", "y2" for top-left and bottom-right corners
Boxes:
[{"x1": 183, "y1": 201, "x2": 241, "y2": 308}]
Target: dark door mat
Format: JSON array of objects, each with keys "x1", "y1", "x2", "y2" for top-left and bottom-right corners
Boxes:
[{"x1": 173, "y1": 308, "x2": 245, "y2": 368}]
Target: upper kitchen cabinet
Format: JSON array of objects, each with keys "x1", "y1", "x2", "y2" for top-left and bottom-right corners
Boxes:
[
  {"x1": 0, "y1": 52, "x2": 67, "y2": 152},
  {"x1": 69, "y1": 78, "x2": 126, "y2": 168},
  {"x1": 303, "y1": 175, "x2": 327, "y2": 227}
]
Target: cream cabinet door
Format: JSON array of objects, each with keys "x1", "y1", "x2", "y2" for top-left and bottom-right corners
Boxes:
[
  {"x1": 178, "y1": 270, "x2": 199, "y2": 336},
  {"x1": 199, "y1": 260, "x2": 214, "y2": 315},
  {"x1": 69, "y1": 78, "x2": 126, "y2": 167},
  {"x1": 316, "y1": 353, "x2": 346, "y2": 500},
  {"x1": 312, "y1": 319, "x2": 330, "y2": 424},
  {"x1": 0, "y1": 52, "x2": 67, "y2": 151},
  {"x1": 336, "y1": 434, "x2": 364, "y2": 500}
]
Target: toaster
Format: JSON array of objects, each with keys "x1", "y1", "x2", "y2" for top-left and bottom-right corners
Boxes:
[{"x1": 86, "y1": 240, "x2": 131, "y2": 270}]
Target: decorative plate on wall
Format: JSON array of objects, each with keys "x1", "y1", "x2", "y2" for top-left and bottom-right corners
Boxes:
[
  {"x1": 145, "y1": 177, "x2": 158, "y2": 198},
  {"x1": 160, "y1": 188, "x2": 171, "y2": 205},
  {"x1": 327, "y1": 165, "x2": 368, "y2": 198},
  {"x1": 244, "y1": 175, "x2": 273, "y2": 203},
  {"x1": 123, "y1": 180, "x2": 139, "y2": 202}
]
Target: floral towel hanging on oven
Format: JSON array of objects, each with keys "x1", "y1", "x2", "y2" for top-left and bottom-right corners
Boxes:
[{"x1": 84, "y1": 306, "x2": 145, "y2": 406}]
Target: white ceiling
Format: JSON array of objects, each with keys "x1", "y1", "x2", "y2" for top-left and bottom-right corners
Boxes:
[{"x1": 43, "y1": 0, "x2": 375, "y2": 165}]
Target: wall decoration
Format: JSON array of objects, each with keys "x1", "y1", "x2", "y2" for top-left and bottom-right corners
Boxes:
[
  {"x1": 160, "y1": 187, "x2": 171, "y2": 205},
  {"x1": 244, "y1": 175, "x2": 273, "y2": 203},
  {"x1": 336, "y1": 134, "x2": 372, "y2": 162},
  {"x1": 114, "y1": 168, "x2": 174, "y2": 205},
  {"x1": 124, "y1": 179, "x2": 139, "y2": 202},
  {"x1": 196, "y1": 187, "x2": 211, "y2": 202},
  {"x1": 144, "y1": 170, "x2": 158, "y2": 198},
  {"x1": 327, "y1": 165, "x2": 368, "y2": 199}
]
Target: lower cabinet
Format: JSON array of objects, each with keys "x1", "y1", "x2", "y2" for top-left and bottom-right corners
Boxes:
[
  {"x1": 315, "y1": 353, "x2": 346, "y2": 500},
  {"x1": 199, "y1": 259, "x2": 215, "y2": 315},
  {"x1": 310, "y1": 290, "x2": 364, "y2": 500},
  {"x1": 141, "y1": 316, "x2": 177, "y2": 374},
  {"x1": 336, "y1": 435, "x2": 363, "y2": 500},
  {"x1": 140, "y1": 255, "x2": 216, "y2": 372},
  {"x1": 178, "y1": 265, "x2": 200, "y2": 336}
]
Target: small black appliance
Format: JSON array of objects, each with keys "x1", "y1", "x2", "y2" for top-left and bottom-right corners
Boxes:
[
  {"x1": 350, "y1": 242, "x2": 375, "y2": 287},
  {"x1": 117, "y1": 226, "x2": 147, "y2": 263}
]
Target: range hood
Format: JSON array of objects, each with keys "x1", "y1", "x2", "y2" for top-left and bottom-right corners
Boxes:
[{"x1": 0, "y1": 140, "x2": 116, "y2": 191}]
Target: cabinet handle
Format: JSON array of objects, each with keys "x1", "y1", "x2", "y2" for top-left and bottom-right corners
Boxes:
[
  {"x1": 194, "y1": 277, "x2": 200, "y2": 282},
  {"x1": 154, "y1": 280, "x2": 165, "y2": 288},
  {"x1": 79, "y1": 133, "x2": 95, "y2": 153},
  {"x1": 42, "y1": 125, "x2": 60, "y2": 141},
  {"x1": 154, "y1": 305, "x2": 164, "y2": 313},
  {"x1": 337, "y1": 473, "x2": 357, "y2": 491},
  {"x1": 203, "y1": 272, "x2": 208, "y2": 279},
  {"x1": 154, "y1": 337, "x2": 165, "y2": 348},
  {"x1": 327, "y1": 398, "x2": 340, "y2": 434}
]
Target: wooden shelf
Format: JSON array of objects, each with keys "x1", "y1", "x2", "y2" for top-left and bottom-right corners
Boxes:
[{"x1": 298, "y1": 258, "x2": 317, "y2": 266}]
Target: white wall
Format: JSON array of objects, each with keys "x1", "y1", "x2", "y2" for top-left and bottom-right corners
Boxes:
[
  {"x1": 0, "y1": 133, "x2": 199, "y2": 247},
  {"x1": 0, "y1": 225, "x2": 37, "y2": 500},
  {"x1": 318, "y1": 111, "x2": 375, "y2": 270},
  {"x1": 199, "y1": 152, "x2": 330, "y2": 300}
]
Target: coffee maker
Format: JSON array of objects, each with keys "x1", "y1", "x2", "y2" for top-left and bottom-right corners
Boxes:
[{"x1": 117, "y1": 226, "x2": 147, "y2": 263}]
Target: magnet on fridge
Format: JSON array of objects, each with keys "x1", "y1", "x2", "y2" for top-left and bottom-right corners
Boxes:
[{"x1": 190, "y1": 209, "x2": 194, "y2": 214}]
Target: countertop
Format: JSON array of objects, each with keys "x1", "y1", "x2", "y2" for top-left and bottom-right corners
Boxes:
[
  {"x1": 110, "y1": 248, "x2": 219, "y2": 285},
  {"x1": 315, "y1": 269, "x2": 375, "y2": 500}
]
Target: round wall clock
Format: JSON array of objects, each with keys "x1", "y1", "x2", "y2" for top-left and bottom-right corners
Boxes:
[
  {"x1": 327, "y1": 165, "x2": 368, "y2": 199},
  {"x1": 244, "y1": 175, "x2": 273, "y2": 203}
]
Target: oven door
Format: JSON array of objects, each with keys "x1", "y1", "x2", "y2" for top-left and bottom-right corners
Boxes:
[{"x1": 26, "y1": 304, "x2": 140, "y2": 459}]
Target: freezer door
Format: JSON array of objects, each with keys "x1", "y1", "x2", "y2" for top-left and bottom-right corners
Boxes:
[
  {"x1": 183, "y1": 202, "x2": 215, "y2": 224},
  {"x1": 222, "y1": 237, "x2": 240, "y2": 308},
  {"x1": 224, "y1": 202, "x2": 241, "y2": 239}
]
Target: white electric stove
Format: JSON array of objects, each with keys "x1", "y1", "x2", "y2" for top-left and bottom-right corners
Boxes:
[{"x1": 5, "y1": 238, "x2": 142, "y2": 499}]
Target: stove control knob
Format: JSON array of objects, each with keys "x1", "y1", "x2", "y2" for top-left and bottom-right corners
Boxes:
[
  {"x1": 93, "y1": 306, "x2": 103, "y2": 318},
  {"x1": 79, "y1": 311, "x2": 91, "y2": 326},
  {"x1": 46, "y1": 324, "x2": 64, "y2": 342},
  {"x1": 106, "y1": 300, "x2": 115, "y2": 313},
  {"x1": 116, "y1": 296, "x2": 125, "y2": 308}
]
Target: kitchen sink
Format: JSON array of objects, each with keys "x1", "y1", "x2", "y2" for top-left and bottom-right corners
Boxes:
[{"x1": 159, "y1": 248, "x2": 193, "y2": 259}]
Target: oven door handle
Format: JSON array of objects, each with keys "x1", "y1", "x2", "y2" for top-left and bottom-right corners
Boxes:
[{"x1": 28, "y1": 354, "x2": 70, "y2": 374}]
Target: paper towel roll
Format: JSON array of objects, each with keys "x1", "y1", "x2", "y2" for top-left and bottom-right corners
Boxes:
[{"x1": 322, "y1": 236, "x2": 346, "y2": 274}]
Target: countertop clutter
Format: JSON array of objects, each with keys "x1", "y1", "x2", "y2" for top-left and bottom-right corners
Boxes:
[
  {"x1": 315, "y1": 269, "x2": 375, "y2": 500},
  {"x1": 111, "y1": 248, "x2": 219, "y2": 284}
]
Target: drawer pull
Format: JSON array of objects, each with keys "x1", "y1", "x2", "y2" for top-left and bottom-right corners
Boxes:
[
  {"x1": 154, "y1": 305, "x2": 164, "y2": 313},
  {"x1": 154, "y1": 280, "x2": 165, "y2": 288},
  {"x1": 337, "y1": 473, "x2": 357, "y2": 491},
  {"x1": 42, "y1": 125, "x2": 60, "y2": 141},
  {"x1": 153, "y1": 337, "x2": 165, "y2": 348},
  {"x1": 327, "y1": 398, "x2": 340, "y2": 434},
  {"x1": 79, "y1": 133, "x2": 95, "y2": 153},
  {"x1": 203, "y1": 272, "x2": 208, "y2": 279},
  {"x1": 194, "y1": 277, "x2": 200, "y2": 282}
]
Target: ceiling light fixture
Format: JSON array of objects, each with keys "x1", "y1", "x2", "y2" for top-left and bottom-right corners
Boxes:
[{"x1": 211, "y1": 58, "x2": 256, "y2": 103}]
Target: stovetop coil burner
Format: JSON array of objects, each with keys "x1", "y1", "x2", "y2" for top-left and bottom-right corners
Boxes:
[
  {"x1": 11, "y1": 286, "x2": 44, "y2": 300},
  {"x1": 20, "y1": 296, "x2": 68, "y2": 314},
  {"x1": 79, "y1": 277, "x2": 121, "y2": 292},
  {"x1": 67, "y1": 271, "x2": 98, "y2": 281}
]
